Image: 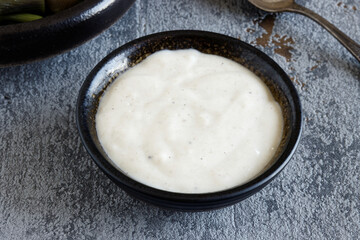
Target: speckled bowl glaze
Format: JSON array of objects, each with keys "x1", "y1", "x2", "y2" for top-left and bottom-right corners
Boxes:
[
  {"x1": 0, "y1": 0, "x2": 135, "y2": 67},
  {"x1": 77, "y1": 30, "x2": 302, "y2": 211}
]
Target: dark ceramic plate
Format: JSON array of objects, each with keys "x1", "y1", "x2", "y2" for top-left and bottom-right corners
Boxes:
[
  {"x1": 77, "y1": 30, "x2": 302, "y2": 211},
  {"x1": 0, "y1": 0, "x2": 135, "y2": 67}
]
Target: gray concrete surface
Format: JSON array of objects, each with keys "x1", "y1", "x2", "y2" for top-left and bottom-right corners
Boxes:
[{"x1": 1, "y1": 0, "x2": 359, "y2": 239}]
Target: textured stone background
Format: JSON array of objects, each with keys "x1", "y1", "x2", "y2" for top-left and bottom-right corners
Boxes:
[{"x1": 1, "y1": 0, "x2": 359, "y2": 239}]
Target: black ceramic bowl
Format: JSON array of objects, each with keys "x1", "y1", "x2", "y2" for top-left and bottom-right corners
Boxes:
[
  {"x1": 77, "y1": 30, "x2": 302, "y2": 211},
  {"x1": 0, "y1": 0, "x2": 135, "y2": 67}
]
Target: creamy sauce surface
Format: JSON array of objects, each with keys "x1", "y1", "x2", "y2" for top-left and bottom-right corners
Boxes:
[{"x1": 96, "y1": 49, "x2": 283, "y2": 193}]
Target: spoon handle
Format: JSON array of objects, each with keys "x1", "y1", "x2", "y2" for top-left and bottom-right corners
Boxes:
[{"x1": 289, "y1": 3, "x2": 360, "y2": 62}]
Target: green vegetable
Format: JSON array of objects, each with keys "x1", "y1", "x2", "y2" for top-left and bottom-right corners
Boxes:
[
  {"x1": 0, "y1": 13, "x2": 42, "y2": 23},
  {"x1": 0, "y1": 0, "x2": 45, "y2": 15},
  {"x1": 0, "y1": 0, "x2": 82, "y2": 24}
]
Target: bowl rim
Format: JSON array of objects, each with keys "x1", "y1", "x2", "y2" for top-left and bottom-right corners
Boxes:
[
  {"x1": 77, "y1": 30, "x2": 302, "y2": 204},
  {"x1": 0, "y1": 0, "x2": 106, "y2": 32},
  {"x1": 0, "y1": 0, "x2": 135, "y2": 67}
]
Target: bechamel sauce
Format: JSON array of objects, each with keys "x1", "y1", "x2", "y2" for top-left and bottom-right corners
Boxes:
[{"x1": 96, "y1": 49, "x2": 283, "y2": 193}]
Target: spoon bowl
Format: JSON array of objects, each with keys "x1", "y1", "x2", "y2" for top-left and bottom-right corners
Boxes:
[
  {"x1": 249, "y1": 0, "x2": 294, "y2": 12},
  {"x1": 248, "y1": 0, "x2": 360, "y2": 62}
]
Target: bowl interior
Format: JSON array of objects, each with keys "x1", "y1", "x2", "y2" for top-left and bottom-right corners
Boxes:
[{"x1": 77, "y1": 30, "x2": 302, "y2": 204}]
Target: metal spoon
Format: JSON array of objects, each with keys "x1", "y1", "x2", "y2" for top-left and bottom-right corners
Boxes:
[{"x1": 248, "y1": 0, "x2": 360, "y2": 62}]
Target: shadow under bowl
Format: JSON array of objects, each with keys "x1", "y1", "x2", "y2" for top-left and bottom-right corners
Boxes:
[
  {"x1": 0, "y1": 0, "x2": 135, "y2": 67},
  {"x1": 77, "y1": 30, "x2": 302, "y2": 211}
]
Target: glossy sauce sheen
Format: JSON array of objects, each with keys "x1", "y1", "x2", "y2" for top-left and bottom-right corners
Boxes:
[{"x1": 96, "y1": 49, "x2": 283, "y2": 193}]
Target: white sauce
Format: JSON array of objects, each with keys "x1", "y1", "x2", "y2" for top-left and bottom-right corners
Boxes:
[{"x1": 96, "y1": 49, "x2": 283, "y2": 193}]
